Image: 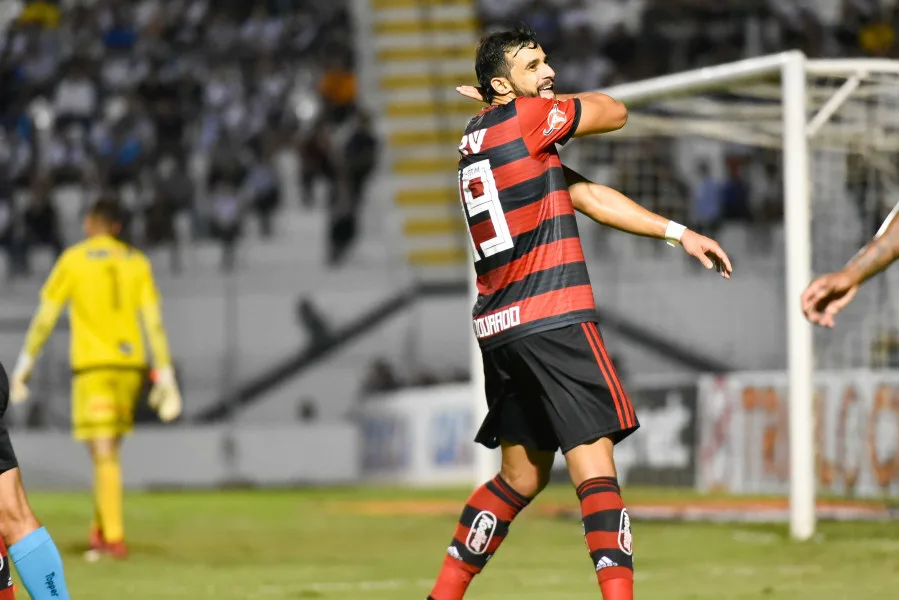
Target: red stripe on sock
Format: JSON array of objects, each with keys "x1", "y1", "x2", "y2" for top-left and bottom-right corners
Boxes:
[
  {"x1": 577, "y1": 478, "x2": 619, "y2": 497},
  {"x1": 466, "y1": 494, "x2": 520, "y2": 522},
  {"x1": 585, "y1": 530, "x2": 621, "y2": 550},
  {"x1": 578, "y1": 475, "x2": 617, "y2": 488},
  {"x1": 492, "y1": 476, "x2": 527, "y2": 508},
  {"x1": 581, "y1": 490, "x2": 625, "y2": 516},
  {"x1": 598, "y1": 566, "x2": 634, "y2": 585}
]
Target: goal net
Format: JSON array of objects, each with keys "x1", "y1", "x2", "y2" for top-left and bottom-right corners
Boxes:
[{"x1": 541, "y1": 52, "x2": 899, "y2": 539}]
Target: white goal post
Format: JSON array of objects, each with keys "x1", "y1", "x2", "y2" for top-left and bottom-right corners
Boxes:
[{"x1": 471, "y1": 50, "x2": 899, "y2": 542}]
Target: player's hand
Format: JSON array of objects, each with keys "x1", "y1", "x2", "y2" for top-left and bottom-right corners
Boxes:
[
  {"x1": 456, "y1": 85, "x2": 486, "y2": 104},
  {"x1": 800, "y1": 270, "x2": 860, "y2": 328},
  {"x1": 148, "y1": 366, "x2": 182, "y2": 422},
  {"x1": 9, "y1": 376, "x2": 29, "y2": 405},
  {"x1": 9, "y1": 353, "x2": 34, "y2": 404},
  {"x1": 680, "y1": 230, "x2": 732, "y2": 279}
]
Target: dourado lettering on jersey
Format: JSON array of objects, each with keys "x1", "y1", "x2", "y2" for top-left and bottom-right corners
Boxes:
[{"x1": 473, "y1": 306, "x2": 521, "y2": 339}]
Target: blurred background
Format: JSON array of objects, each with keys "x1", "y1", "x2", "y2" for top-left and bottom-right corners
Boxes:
[{"x1": 0, "y1": 0, "x2": 897, "y2": 511}]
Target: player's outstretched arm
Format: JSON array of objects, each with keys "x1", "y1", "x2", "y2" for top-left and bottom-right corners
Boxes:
[
  {"x1": 565, "y1": 166, "x2": 732, "y2": 279},
  {"x1": 801, "y1": 206, "x2": 899, "y2": 327},
  {"x1": 11, "y1": 254, "x2": 72, "y2": 404},
  {"x1": 11, "y1": 301, "x2": 65, "y2": 404}
]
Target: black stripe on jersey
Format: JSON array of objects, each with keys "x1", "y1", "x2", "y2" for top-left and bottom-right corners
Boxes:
[
  {"x1": 459, "y1": 137, "x2": 530, "y2": 171},
  {"x1": 476, "y1": 213, "x2": 580, "y2": 275},
  {"x1": 557, "y1": 98, "x2": 582, "y2": 147},
  {"x1": 497, "y1": 165, "x2": 568, "y2": 204},
  {"x1": 475, "y1": 261, "x2": 591, "y2": 315},
  {"x1": 465, "y1": 103, "x2": 517, "y2": 133}
]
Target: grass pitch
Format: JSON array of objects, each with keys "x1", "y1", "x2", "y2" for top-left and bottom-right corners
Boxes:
[{"x1": 23, "y1": 485, "x2": 899, "y2": 599}]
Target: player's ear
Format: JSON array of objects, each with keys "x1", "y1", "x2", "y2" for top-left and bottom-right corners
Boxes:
[{"x1": 490, "y1": 76, "x2": 512, "y2": 98}]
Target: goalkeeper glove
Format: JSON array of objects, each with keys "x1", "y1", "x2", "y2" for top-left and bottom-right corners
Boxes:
[
  {"x1": 9, "y1": 353, "x2": 34, "y2": 405},
  {"x1": 148, "y1": 366, "x2": 182, "y2": 422}
]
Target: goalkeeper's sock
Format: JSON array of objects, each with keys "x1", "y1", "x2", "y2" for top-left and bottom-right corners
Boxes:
[
  {"x1": 428, "y1": 475, "x2": 530, "y2": 600},
  {"x1": 10, "y1": 527, "x2": 71, "y2": 600},
  {"x1": 94, "y1": 450, "x2": 125, "y2": 543},
  {"x1": 578, "y1": 477, "x2": 634, "y2": 600},
  {"x1": 0, "y1": 539, "x2": 14, "y2": 599}
]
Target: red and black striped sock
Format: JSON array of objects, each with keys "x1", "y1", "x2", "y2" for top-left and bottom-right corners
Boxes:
[
  {"x1": 578, "y1": 476, "x2": 634, "y2": 600},
  {"x1": 428, "y1": 475, "x2": 530, "y2": 600},
  {"x1": 0, "y1": 539, "x2": 14, "y2": 599}
]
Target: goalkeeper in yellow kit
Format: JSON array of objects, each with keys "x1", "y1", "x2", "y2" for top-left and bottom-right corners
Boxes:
[{"x1": 9, "y1": 199, "x2": 182, "y2": 560}]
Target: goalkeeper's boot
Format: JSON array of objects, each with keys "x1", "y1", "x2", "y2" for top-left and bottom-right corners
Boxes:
[{"x1": 105, "y1": 540, "x2": 128, "y2": 560}]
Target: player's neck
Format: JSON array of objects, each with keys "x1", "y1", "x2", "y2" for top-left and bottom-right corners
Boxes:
[{"x1": 492, "y1": 94, "x2": 516, "y2": 106}]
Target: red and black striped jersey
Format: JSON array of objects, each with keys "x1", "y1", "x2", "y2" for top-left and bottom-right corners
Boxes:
[{"x1": 458, "y1": 96, "x2": 594, "y2": 350}]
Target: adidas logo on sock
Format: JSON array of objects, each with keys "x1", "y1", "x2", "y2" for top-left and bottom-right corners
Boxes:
[{"x1": 595, "y1": 556, "x2": 618, "y2": 572}]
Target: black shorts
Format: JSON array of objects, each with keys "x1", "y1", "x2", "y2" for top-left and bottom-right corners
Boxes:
[
  {"x1": 0, "y1": 363, "x2": 18, "y2": 474},
  {"x1": 475, "y1": 322, "x2": 639, "y2": 453}
]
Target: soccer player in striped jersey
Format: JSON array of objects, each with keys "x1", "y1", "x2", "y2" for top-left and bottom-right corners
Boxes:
[{"x1": 427, "y1": 27, "x2": 732, "y2": 600}]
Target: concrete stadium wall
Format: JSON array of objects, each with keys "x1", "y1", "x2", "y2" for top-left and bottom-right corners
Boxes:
[{"x1": 12, "y1": 423, "x2": 359, "y2": 491}]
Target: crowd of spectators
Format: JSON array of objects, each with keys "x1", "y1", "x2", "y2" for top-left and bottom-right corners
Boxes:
[
  {"x1": 0, "y1": 0, "x2": 378, "y2": 279},
  {"x1": 478, "y1": 0, "x2": 899, "y2": 237}
]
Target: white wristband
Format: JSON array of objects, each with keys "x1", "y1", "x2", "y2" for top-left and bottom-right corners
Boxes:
[{"x1": 665, "y1": 221, "x2": 687, "y2": 247}]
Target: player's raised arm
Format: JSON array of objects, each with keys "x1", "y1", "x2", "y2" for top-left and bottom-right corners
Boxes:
[
  {"x1": 137, "y1": 258, "x2": 181, "y2": 421},
  {"x1": 802, "y1": 206, "x2": 899, "y2": 327},
  {"x1": 565, "y1": 166, "x2": 732, "y2": 279},
  {"x1": 10, "y1": 252, "x2": 73, "y2": 403},
  {"x1": 559, "y1": 92, "x2": 628, "y2": 136}
]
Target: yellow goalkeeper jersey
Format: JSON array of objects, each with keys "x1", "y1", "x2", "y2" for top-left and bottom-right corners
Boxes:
[{"x1": 24, "y1": 234, "x2": 172, "y2": 372}]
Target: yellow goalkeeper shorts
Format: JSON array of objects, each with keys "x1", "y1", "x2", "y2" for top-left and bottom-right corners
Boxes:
[{"x1": 71, "y1": 369, "x2": 146, "y2": 441}]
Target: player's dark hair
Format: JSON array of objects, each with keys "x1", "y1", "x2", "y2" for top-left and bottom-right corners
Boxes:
[
  {"x1": 88, "y1": 198, "x2": 124, "y2": 226},
  {"x1": 475, "y1": 25, "x2": 539, "y2": 104}
]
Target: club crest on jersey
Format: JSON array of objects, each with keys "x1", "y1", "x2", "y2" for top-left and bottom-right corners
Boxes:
[
  {"x1": 542, "y1": 104, "x2": 567, "y2": 136},
  {"x1": 618, "y1": 508, "x2": 633, "y2": 556},
  {"x1": 465, "y1": 510, "x2": 498, "y2": 555}
]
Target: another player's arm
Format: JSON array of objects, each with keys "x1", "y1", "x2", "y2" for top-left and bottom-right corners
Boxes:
[
  {"x1": 11, "y1": 253, "x2": 73, "y2": 402},
  {"x1": 842, "y1": 212, "x2": 899, "y2": 286},
  {"x1": 564, "y1": 166, "x2": 732, "y2": 278},
  {"x1": 802, "y1": 207, "x2": 899, "y2": 327}
]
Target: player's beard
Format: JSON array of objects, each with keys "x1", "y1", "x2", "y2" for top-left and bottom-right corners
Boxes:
[
  {"x1": 513, "y1": 79, "x2": 554, "y2": 99},
  {"x1": 509, "y1": 80, "x2": 536, "y2": 98}
]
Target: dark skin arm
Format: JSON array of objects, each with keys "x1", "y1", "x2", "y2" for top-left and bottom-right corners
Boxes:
[{"x1": 801, "y1": 212, "x2": 899, "y2": 327}]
